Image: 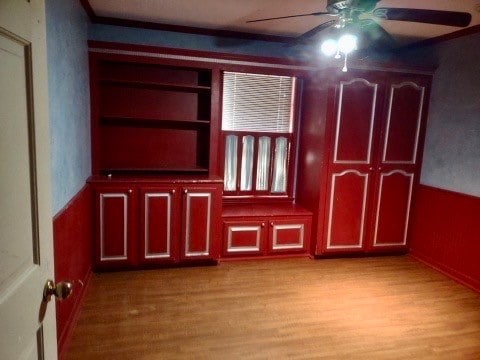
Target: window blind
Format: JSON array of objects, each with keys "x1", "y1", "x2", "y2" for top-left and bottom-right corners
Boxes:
[{"x1": 222, "y1": 72, "x2": 295, "y2": 133}]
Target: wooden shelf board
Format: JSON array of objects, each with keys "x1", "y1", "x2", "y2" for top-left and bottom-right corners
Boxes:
[
  {"x1": 99, "y1": 78, "x2": 211, "y2": 93},
  {"x1": 100, "y1": 116, "x2": 210, "y2": 128},
  {"x1": 101, "y1": 167, "x2": 209, "y2": 174}
]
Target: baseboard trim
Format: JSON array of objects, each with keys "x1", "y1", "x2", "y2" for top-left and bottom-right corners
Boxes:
[
  {"x1": 409, "y1": 252, "x2": 480, "y2": 293},
  {"x1": 58, "y1": 267, "x2": 92, "y2": 360}
]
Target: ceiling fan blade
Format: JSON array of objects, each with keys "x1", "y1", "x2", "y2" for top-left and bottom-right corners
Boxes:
[
  {"x1": 356, "y1": 20, "x2": 397, "y2": 50},
  {"x1": 292, "y1": 19, "x2": 337, "y2": 43},
  {"x1": 373, "y1": 8, "x2": 472, "y2": 27},
  {"x1": 247, "y1": 11, "x2": 330, "y2": 23}
]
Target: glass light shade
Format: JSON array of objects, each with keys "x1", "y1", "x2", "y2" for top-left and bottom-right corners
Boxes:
[
  {"x1": 320, "y1": 39, "x2": 338, "y2": 57},
  {"x1": 338, "y1": 34, "x2": 357, "y2": 54}
]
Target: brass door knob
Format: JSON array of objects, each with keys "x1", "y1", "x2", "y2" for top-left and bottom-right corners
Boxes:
[{"x1": 43, "y1": 280, "x2": 73, "y2": 302}]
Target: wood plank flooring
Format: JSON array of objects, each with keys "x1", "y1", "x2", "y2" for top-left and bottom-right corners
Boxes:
[{"x1": 66, "y1": 256, "x2": 480, "y2": 359}]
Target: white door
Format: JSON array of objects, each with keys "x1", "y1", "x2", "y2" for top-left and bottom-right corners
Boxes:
[{"x1": 0, "y1": 0, "x2": 57, "y2": 359}]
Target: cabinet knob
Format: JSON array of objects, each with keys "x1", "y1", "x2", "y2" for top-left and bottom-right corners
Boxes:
[
  {"x1": 128, "y1": 189, "x2": 133, "y2": 194},
  {"x1": 369, "y1": 167, "x2": 374, "y2": 171},
  {"x1": 183, "y1": 189, "x2": 188, "y2": 194},
  {"x1": 270, "y1": 222, "x2": 274, "y2": 227},
  {"x1": 261, "y1": 222, "x2": 265, "y2": 227},
  {"x1": 171, "y1": 189, "x2": 176, "y2": 194}
]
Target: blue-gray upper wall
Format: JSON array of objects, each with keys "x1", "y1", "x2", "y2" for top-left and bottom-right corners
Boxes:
[
  {"x1": 46, "y1": 0, "x2": 91, "y2": 215},
  {"x1": 89, "y1": 23, "x2": 316, "y2": 61},
  {"x1": 409, "y1": 33, "x2": 480, "y2": 197}
]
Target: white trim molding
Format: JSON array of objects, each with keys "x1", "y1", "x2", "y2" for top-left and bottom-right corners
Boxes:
[
  {"x1": 333, "y1": 78, "x2": 377, "y2": 165},
  {"x1": 326, "y1": 170, "x2": 369, "y2": 249},
  {"x1": 382, "y1": 81, "x2": 425, "y2": 165},
  {"x1": 100, "y1": 193, "x2": 128, "y2": 261},
  {"x1": 227, "y1": 225, "x2": 262, "y2": 253},
  {"x1": 373, "y1": 170, "x2": 414, "y2": 247},
  {"x1": 271, "y1": 223, "x2": 304, "y2": 250},
  {"x1": 144, "y1": 192, "x2": 172, "y2": 259}
]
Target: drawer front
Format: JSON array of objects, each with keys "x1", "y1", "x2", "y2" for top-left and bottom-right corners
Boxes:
[
  {"x1": 268, "y1": 217, "x2": 311, "y2": 254},
  {"x1": 222, "y1": 220, "x2": 266, "y2": 257}
]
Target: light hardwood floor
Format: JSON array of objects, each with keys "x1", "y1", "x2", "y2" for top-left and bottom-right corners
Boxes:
[{"x1": 66, "y1": 256, "x2": 480, "y2": 359}]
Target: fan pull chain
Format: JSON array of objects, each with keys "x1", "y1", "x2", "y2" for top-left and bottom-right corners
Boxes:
[{"x1": 342, "y1": 53, "x2": 348, "y2": 72}]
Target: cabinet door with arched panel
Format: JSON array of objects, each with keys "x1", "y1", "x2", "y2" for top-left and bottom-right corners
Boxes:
[
  {"x1": 369, "y1": 75, "x2": 431, "y2": 251},
  {"x1": 320, "y1": 74, "x2": 385, "y2": 254}
]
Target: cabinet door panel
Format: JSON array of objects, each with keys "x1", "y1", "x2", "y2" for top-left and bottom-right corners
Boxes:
[
  {"x1": 140, "y1": 189, "x2": 176, "y2": 263},
  {"x1": 334, "y1": 79, "x2": 378, "y2": 163},
  {"x1": 95, "y1": 187, "x2": 136, "y2": 268},
  {"x1": 269, "y1": 218, "x2": 310, "y2": 253},
  {"x1": 382, "y1": 82, "x2": 425, "y2": 164},
  {"x1": 373, "y1": 170, "x2": 414, "y2": 247},
  {"x1": 182, "y1": 190, "x2": 212, "y2": 258},
  {"x1": 223, "y1": 221, "x2": 264, "y2": 256},
  {"x1": 100, "y1": 193, "x2": 128, "y2": 260},
  {"x1": 326, "y1": 171, "x2": 369, "y2": 250}
]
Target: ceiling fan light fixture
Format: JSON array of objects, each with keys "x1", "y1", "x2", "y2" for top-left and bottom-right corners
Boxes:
[
  {"x1": 338, "y1": 34, "x2": 357, "y2": 54},
  {"x1": 320, "y1": 38, "x2": 338, "y2": 56}
]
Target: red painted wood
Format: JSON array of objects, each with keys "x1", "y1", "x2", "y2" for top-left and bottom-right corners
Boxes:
[
  {"x1": 317, "y1": 72, "x2": 431, "y2": 255},
  {"x1": 334, "y1": 79, "x2": 377, "y2": 162},
  {"x1": 102, "y1": 196, "x2": 126, "y2": 257},
  {"x1": 98, "y1": 61, "x2": 210, "y2": 86},
  {"x1": 53, "y1": 184, "x2": 92, "y2": 358},
  {"x1": 409, "y1": 185, "x2": 480, "y2": 292},
  {"x1": 268, "y1": 217, "x2": 311, "y2": 254},
  {"x1": 139, "y1": 187, "x2": 178, "y2": 264},
  {"x1": 99, "y1": 126, "x2": 206, "y2": 172},
  {"x1": 325, "y1": 171, "x2": 369, "y2": 250},
  {"x1": 221, "y1": 204, "x2": 312, "y2": 258},
  {"x1": 183, "y1": 190, "x2": 211, "y2": 256},
  {"x1": 94, "y1": 186, "x2": 137, "y2": 268},
  {"x1": 222, "y1": 220, "x2": 266, "y2": 256},
  {"x1": 373, "y1": 171, "x2": 413, "y2": 247},
  {"x1": 222, "y1": 203, "x2": 312, "y2": 217},
  {"x1": 90, "y1": 50, "x2": 214, "y2": 176},
  {"x1": 295, "y1": 74, "x2": 332, "y2": 256},
  {"x1": 383, "y1": 83, "x2": 424, "y2": 163},
  {"x1": 100, "y1": 86, "x2": 201, "y2": 120},
  {"x1": 180, "y1": 185, "x2": 222, "y2": 261}
]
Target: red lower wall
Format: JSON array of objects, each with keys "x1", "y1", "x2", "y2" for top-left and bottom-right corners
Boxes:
[
  {"x1": 409, "y1": 184, "x2": 480, "y2": 292},
  {"x1": 53, "y1": 184, "x2": 92, "y2": 358}
]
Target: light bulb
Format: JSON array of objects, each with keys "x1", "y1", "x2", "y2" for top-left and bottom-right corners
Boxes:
[
  {"x1": 320, "y1": 39, "x2": 338, "y2": 57},
  {"x1": 338, "y1": 34, "x2": 357, "y2": 54}
]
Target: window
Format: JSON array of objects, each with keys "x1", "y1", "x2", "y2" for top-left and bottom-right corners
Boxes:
[{"x1": 222, "y1": 71, "x2": 297, "y2": 197}]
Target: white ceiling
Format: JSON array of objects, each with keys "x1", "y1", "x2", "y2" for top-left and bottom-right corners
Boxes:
[{"x1": 87, "y1": 0, "x2": 480, "y2": 46}]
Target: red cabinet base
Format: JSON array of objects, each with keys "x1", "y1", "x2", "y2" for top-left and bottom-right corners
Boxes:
[
  {"x1": 91, "y1": 177, "x2": 222, "y2": 271},
  {"x1": 221, "y1": 203, "x2": 312, "y2": 259}
]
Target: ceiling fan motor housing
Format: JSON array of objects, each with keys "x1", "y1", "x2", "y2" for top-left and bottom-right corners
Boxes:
[{"x1": 327, "y1": 0, "x2": 380, "y2": 14}]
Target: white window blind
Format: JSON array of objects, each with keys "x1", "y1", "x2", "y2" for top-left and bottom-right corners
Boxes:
[{"x1": 222, "y1": 72, "x2": 295, "y2": 133}]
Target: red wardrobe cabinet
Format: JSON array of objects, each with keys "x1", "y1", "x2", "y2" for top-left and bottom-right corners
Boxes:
[
  {"x1": 221, "y1": 204, "x2": 312, "y2": 258},
  {"x1": 318, "y1": 71, "x2": 431, "y2": 255},
  {"x1": 92, "y1": 179, "x2": 223, "y2": 270}
]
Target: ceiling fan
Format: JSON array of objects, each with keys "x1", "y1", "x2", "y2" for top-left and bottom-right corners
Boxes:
[{"x1": 247, "y1": 0, "x2": 472, "y2": 46}]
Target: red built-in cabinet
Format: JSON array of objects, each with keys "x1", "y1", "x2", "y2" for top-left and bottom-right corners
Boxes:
[
  {"x1": 318, "y1": 71, "x2": 431, "y2": 255},
  {"x1": 89, "y1": 42, "x2": 433, "y2": 266},
  {"x1": 222, "y1": 204, "x2": 312, "y2": 258},
  {"x1": 93, "y1": 180, "x2": 222, "y2": 270},
  {"x1": 89, "y1": 44, "x2": 225, "y2": 270}
]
